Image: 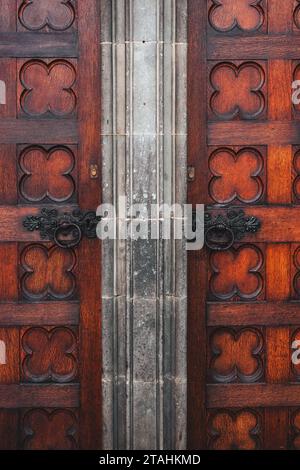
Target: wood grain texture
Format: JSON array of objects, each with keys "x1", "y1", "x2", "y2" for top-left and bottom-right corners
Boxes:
[
  {"x1": 208, "y1": 206, "x2": 300, "y2": 242},
  {"x1": 0, "y1": 302, "x2": 79, "y2": 326},
  {"x1": 77, "y1": 0, "x2": 102, "y2": 450},
  {"x1": 187, "y1": 0, "x2": 208, "y2": 450},
  {"x1": 0, "y1": 1, "x2": 16, "y2": 32},
  {"x1": 189, "y1": 0, "x2": 300, "y2": 450},
  {"x1": 267, "y1": 146, "x2": 292, "y2": 204},
  {"x1": 0, "y1": 384, "x2": 79, "y2": 408},
  {"x1": 0, "y1": 205, "x2": 77, "y2": 241},
  {"x1": 0, "y1": 120, "x2": 77, "y2": 144},
  {"x1": 207, "y1": 384, "x2": 300, "y2": 408},
  {"x1": 208, "y1": 35, "x2": 300, "y2": 60},
  {"x1": 0, "y1": 33, "x2": 77, "y2": 57},
  {"x1": 208, "y1": 302, "x2": 300, "y2": 326},
  {"x1": 208, "y1": 122, "x2": 300, "y2": 145},
  {"x1": 265, "y1": 242, "x2": 290, "y2": 449},
  {"x1": 0, "y1": 0, "x2": 101, "y2": 449}
]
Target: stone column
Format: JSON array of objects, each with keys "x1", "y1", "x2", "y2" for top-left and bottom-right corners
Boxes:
[{"x1": 101, "y1": 0, "x2": 187, "y2": 450}]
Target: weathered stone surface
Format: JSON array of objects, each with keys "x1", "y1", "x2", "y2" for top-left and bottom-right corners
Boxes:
[{"x1": 101, "y1": 0, "x2": 187, "y2": 450}]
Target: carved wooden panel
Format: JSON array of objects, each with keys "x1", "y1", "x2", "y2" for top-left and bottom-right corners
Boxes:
[
  {"x1": 209, "y1": 61, "x2": 266, "y2": 120},
  {"x1": 208, "y1": 327, "x2": 264, "y2": 383},
  {"x1": 189, "y1": 0, "x2": 300, "y2": 452},
  {"x1": 21, "y1": 327, "x2": 78, "y2": 383},
  {"x1": 208, "y1": 409, "x2": 262, "y2": 450},
  {"x1": 18, "y1": 59, "x2": 77, "y2": 118},
  {"x1": 0, "y1": 0, "x2": 101, "y2": 451},
  {"x1": 208, "y1": 146, "x2": 265, "y2": 204},
  {"x1": 18, "y1": 145, "x2": 77, "y2": 203},
  {"x1": 18, "y1": 0, "x2": 76, "y2": 32},
  {"x1": 209, "y1": 245, "x2": 264, "y2": 300},
  {"x1": 22, "y1": 409, "x2": 78, "y2": 450},
  {"x1": 208, "y1": 0, "x2": 266, "y2": 33},
  {"x1": 20, "y1": 244, "x2": 77, "y2": 301}
]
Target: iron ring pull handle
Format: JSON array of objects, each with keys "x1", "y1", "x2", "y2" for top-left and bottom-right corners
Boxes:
[
  {"x1": 23, "y1": 208, "x2": 102, "y2": 249},
  {"x1": 203, "y1": 208, "x2": 261, "y2": 251}
]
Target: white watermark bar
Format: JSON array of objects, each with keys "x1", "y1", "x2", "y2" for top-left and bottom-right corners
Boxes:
[{"x1": 96, "y1": 197, "x2": 205, "y2": 251}]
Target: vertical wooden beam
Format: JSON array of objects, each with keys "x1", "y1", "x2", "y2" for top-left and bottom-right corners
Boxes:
[
  {"x1": 187, "y1": 0, "x2": 207, "y2": 449},
  {"x1": 264, "y1": 3, "x2": 294, "y2": 448},
  {"x1": 78, "y1": 0, "x2": 102, "y2": 449},
  {"x1": 265, "y1": 244, "x2": 291, "y2": 449},
  {"x1": 0, "y1": 1, "x2": 16, "y2": 32},
  {"x1": 267, "y1": 60, "x2": 292, "y2": 204}
]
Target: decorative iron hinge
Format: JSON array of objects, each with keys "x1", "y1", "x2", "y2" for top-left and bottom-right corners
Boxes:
[
  {"x1": 23, "y1": 208, "x2": 101, "y2": 249},
  {"x1": 192, "y1": 208, "x2": 261, "y2": 251}
]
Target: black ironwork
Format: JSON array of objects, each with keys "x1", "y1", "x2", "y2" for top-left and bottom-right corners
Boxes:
[
  {"x1": 192, "y1": 208, "x2": 261, "y2": 251},
  {"x1": 23, "y1": 208, "x2": 101, "y2": 249}
]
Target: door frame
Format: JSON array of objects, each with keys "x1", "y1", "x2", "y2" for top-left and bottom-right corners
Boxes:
[{"x1": 187, "y1": 2, "x2": 208, "y2": 449}]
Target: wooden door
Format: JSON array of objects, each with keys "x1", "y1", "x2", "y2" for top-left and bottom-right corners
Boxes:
[
  {"x1": 188, "y1": 0, "x2": 300, "y2": 450},
  {"x1": 0, "y1": 1, "x2": 101, "y2": 449}
]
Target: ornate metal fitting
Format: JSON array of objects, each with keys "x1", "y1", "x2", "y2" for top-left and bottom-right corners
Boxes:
[
  {"x1": 201, "y1": 208, "x2": 261, "y2": 251},
  {"x1": 23, "y1": 208, "x2": 101, "y2": 249}
]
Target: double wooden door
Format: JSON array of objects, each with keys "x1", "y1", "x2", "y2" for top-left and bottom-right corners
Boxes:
[
  {"x1": 0, "y1": 1, "x2": 101, "y2": 449},
  {"x1": 188, "y1": 0, "x2": 300, "y2": 450}
]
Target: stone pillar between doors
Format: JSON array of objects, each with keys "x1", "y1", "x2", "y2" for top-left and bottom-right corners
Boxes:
[{"x1": 101, "y1": 0, "x2": 187, "y2": 449}]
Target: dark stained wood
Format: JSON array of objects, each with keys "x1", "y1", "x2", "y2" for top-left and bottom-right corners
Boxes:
[
  {"x1": 208, "y1": 302, "x2": 300, "y2": 326},
  {"x1": 0, "y1": 33, "x2": 77, "y2": 58},
  {"x1": 207, "y1": 206, "x2": 300, "y2": 242},
  {"x1": 187, "y1": 0, "x2": 207, "y2": 450},
  {"x1": 0, "y1": 329, "x2": 19, "y2": 383},
  {"x1": 208, "y1": 35, "x2": 300, "y2": 60},
  {"x1": 207, "y1": 384, "x2": 300, "y2": 408},
  {"x1": 0, "y1": 384, "x2": 79, "y2": 408},
  {"x1": 208, "y1": 122, "x2": 300, "y2": 146},
  {"x1": 77, "y1": 0, "x2": 102, "y2": 450},
  {"x1": 0, "y1": 205, "x2": 77, "y2": 241},
  {"x1": 0, "y1": 302, "x2": 79, "y2": 326},
  {"x1": 0, "y1": 411, "x2": 18, "y2": 450},
  {"x1": 0, "y1": 0, "x2": 101, "y2": 449},
  {"x1": 0, "y1": 1, "x2": 16, "y2": 32},
  {"x1": 189, "y1": 0, "x2": 300, "y2": 451},
  {"x1": 0, "y1": 120, "x2": 77, "y2": 144}
]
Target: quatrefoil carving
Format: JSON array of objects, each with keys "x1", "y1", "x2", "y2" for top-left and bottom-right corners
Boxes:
[
  {"x1": 18, "y1": 0, "x2": 75, "y2": 31},
  {"x1": 19, "y1": 146, "x2": 75, "y2": 203},
  {"x1": 210, "y1": 245, "x2": 263, "y2": 300},
  {"x1": 208, "y1": 410, "x2": 261, "y2": 450},
  {"x1": 21, "y1": 244, "x2": 76, "y2": 300},
  {"x1": 23, "y1": 409, "x2": 77, "y2": 450},
  {"x1": 209, "y1": 147, "x2": 263, "y2": 204},
  {"x1": 20, "y1": 60, "x2": 76, "y2": 117},
  {"x1": 210, "y1": 328, "x2": 264, "y2": 383},
  {"x1": 22, "y1": 327, "x2": 77, "y2": 383},
  {"x1": 209, "y1": 0, "x2": 264, "y2": 32},
  {"x1": 210, "y1": 62, "x2": 265, "y2": 120}
]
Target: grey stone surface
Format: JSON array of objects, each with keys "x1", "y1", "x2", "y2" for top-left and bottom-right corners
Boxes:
[{"x1": 101, "y1": 0, "x2": 187, "y2": 450}]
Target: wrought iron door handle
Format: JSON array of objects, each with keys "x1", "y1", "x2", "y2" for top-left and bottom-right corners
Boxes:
[
  {"x1": 202, "y1": 208, "x2": 261, "y2": 251},
  {"x1": 23, "y1": 208, "x2": 101, "y2": 249}
]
